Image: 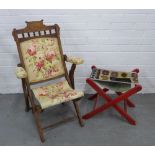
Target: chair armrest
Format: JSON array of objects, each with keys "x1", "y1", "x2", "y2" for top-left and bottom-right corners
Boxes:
[
  {"x1": 64, "y1": 55, "x2": 84, "y2": 65},
  {"x1": 16, "y1": 67, "x2": 27, "y2": 79},
  {"x1": 64, "y1": 55, "x2": 84, "y2": 89}
]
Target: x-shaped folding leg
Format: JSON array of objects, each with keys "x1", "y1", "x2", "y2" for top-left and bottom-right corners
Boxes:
[
  {"x1": 83, "y1": 78, "x2": 142, "y2": 125},
  {"x1": 116, "y1": 92, "x2": 135, "y2": 108}
]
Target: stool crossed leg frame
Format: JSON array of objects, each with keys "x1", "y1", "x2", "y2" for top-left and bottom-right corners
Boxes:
[{"x1": 82, "y1": 67, "x2": 142, "y2": 125}]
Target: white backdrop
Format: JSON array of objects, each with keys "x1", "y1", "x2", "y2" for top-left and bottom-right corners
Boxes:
[{"x1": 0, "y1": 9, "x2": 155, "y2": 94}]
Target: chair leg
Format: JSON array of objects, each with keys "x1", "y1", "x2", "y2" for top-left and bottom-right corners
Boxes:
[
  {"x1": 73, "y1": 100, "x2": 84, "y2": 127},
  {"x1": 33, "y1": 109, "x2": 45, "y2": 143},
  {"x1": 22, "y1": 79, "x2": 31, "y2": 112},
  {"x1": 25, "y1": 95, "x2": 31, "y2": 112}
]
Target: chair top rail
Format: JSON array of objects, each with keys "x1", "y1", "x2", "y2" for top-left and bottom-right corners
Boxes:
[{"x1": 12, "y1": 20, "x2": 60, "y2": 42}]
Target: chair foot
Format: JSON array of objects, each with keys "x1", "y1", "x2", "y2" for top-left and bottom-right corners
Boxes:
[
  {"x1": 25, "y1": 106, "x2": 32, "y2": 112},
  {"x1": 40, "y1": 134, "x2": 45, "y2": 143},
  {"x1": 33, "y1": 110, "x2": 45, "y2": 143},
  {"x1": 38, "y1": 126, "x2": 45, "y2": 143},
  {"x1": 80, "y1": 121, "x2": 85, "y2": 127},
  {"x1": 73, "y1": 100, "x2": 84, "y2": 127},
  {"x1": 25, "y1": 106, "x2": 30, "y2": 112}
]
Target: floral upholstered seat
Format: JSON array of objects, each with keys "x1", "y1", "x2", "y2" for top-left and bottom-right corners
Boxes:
[{"x1": 32, "y1": 80, "x2": 84, "y2": 109}]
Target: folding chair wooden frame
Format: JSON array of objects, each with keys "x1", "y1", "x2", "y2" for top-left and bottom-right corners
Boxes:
[
  {"x1": 82, "y1": 66, "x2": 142, "y2": 125},
  {"x1": 12, "y1": 20, "x2": 84, "y2": 142}
]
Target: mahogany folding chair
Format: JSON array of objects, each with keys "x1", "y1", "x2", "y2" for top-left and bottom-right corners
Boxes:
[
  {"x1": 12, "y1": 20, "x2": 84, "y2": 142},
  {"x1": 82, "y1": 66, "x2": 142, "y2": 125}
]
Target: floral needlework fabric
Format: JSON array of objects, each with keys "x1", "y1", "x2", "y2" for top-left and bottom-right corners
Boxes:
[
  {"x1": 32, "y1": 80, "x2": 84, "y2": 109},
  {"x1": 15, "y1": 67, "x2": 27, "y2": 79},
  {"x1": 20, "y1": 37, "x2": 65, "y2": 83},
  {"x1": 66, "y1": 56, "x2": 84, "y2": 65}
]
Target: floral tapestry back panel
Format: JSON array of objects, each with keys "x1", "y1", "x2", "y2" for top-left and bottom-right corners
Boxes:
[{"x1": 20, "y1": 37, "x2": 65, "y2": 83}]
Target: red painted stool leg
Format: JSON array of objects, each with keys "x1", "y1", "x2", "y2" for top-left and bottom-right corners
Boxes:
[
  {"x1": 83, "y1": 83, "x2": 142, "y2": 125},
  {"x1": 113, "y1": 104, "x2": 136, "y2": 125},
  {"x1": 116, "y1": 92, "x2": 135, "y2": 108},
  {"x1": 88, "y1": 93, "x2": 98, "y2": 100},
  {"x1": 84, "y1": 78, "x2": 142, "y2": 125},
  {"x1": 126, "y1": 99, "x2": 135, "y2": 107},
  {"x1": 88, "y1": 88, "x2": 109, "y2": 100},
  {"x1": 83, "y1": 102, "x2": 136, "y2": 125},
  {"x1": 124, "y1": 100, "x2": 127, "y2": 112},
  {"x1": 93, "y1": 94, "x2": 99, "y2": 110}
]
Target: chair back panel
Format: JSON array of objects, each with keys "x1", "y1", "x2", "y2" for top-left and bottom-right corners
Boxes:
[
  {"x1": 12, "y1": 20, "x2": 69, "y2": 84},
  {"x1": 20, "y1": 37, "x2": 65, "y2": 83}
]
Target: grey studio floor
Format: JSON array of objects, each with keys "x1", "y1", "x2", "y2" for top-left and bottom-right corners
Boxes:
[{"x1": 0, "y1": 93, "x2": 155, "y2": 146}]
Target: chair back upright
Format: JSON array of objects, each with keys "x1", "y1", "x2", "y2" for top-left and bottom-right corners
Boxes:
[{"x1": 12, "y1": 20, "x2": 71, "y2": 85}]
